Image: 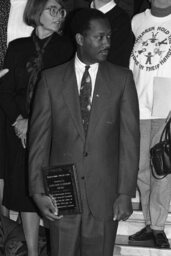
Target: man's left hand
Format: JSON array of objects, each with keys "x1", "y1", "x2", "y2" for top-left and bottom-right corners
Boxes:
[{"x1": 113, "y1": 194, "x2": 133, "y2": 221}]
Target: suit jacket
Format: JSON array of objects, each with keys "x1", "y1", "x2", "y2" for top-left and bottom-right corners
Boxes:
[
  {"x1": 0, "y1": 32, "x2": 74, "y2": 124},
  {"x1": 29, "y1": 59, "x2": 140, "y2": 220}
]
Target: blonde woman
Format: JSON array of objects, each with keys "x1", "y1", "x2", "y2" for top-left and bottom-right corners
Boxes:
[{"x1": 0, "y1": 0, "x2": 74, "y2": 255}]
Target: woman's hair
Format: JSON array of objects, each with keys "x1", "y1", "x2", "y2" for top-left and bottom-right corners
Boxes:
[{"x1": 23, "y1": 0, "x2": 66, "y2": 28}]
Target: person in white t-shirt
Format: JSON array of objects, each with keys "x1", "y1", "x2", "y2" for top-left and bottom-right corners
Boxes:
[{"x1": 129, "y1": 0, "x2": 171, "y2": 249}]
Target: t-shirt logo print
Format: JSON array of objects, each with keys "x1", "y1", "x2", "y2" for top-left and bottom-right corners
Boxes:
[{"x1": 131, "y1": 26, "x2": 171, "y2": 71}]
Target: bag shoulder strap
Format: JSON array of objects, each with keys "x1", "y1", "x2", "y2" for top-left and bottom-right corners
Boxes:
[
  {"x1": 150, "y1": 160, "x2": 167, "y2": 180},
  {"x1": 160, "y1": 117, "x2": 171, "y2": 142}
]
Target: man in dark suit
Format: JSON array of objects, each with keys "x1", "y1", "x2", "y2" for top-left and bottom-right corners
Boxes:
[{"x1": 29, "y1": 8, "x2": 140, "y2": 256}]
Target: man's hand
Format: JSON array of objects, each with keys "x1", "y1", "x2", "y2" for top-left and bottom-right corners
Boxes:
[
  {"x1": 113, "y1": 194, "x2": 133, "y2": 221},
  {"x1": 33, "y1": 194, "x2": 63, "y2": 221}
]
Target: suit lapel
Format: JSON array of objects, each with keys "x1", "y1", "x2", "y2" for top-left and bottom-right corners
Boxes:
[
  {"x1": 62, "y1": 61, "x2": 85, "y2": 142},
  {"x1": 62, "y1": 61, "x2": 111, "y2": 142},
  {"x1": 87, "y1": 63, "x2": 111, "y2": 138}
]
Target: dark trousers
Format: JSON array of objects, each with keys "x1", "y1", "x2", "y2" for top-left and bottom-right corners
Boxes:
[{"x1": 49, "y1": 182, "x2": 118, "y2": 256}]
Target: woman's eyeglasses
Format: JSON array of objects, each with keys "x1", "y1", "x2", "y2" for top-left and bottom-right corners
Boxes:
[{"x1": 44, "y1": 6, "x2": 66, "y2": 18}]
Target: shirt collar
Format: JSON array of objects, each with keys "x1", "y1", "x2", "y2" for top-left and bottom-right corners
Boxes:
[
  {"x1": 75, "y1": 53, "x2": 99, "y2": 71},
  {"x1": 91, "y1": 0, "x2": 116, "y2": 14}
]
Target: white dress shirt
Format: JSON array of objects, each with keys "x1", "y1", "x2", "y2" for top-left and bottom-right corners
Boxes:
[
  {"x1": 75, "y1": 54, "x2": 99, "y2": 102},
  {"x1": 91, "y1": 0, "x2": 116, "y2": 14}
]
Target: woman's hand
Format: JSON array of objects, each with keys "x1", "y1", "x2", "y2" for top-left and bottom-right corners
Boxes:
[
  {"x1": 13, "y1": 117, "x2": 28, "y2": 136},
  {"x1": 12, "y1": 115, "x2": 28, "y2": 148}
]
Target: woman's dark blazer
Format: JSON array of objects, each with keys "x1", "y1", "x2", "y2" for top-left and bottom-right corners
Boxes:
[{"x1": 0, "y1": 32, "x2": 74, "y2": 211}]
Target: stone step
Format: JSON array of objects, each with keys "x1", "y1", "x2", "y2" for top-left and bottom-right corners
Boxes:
[
  {"x1": 117, "y1": 211, "x2": 171, "y2": 239},
  {"x1": 114, "y1": 235, "x2": 171, "y2": 256}
]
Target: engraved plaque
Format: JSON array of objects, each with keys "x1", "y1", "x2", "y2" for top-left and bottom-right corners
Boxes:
[{"x1": 43, "y1": 164, "x2": 81, "y2": 215}]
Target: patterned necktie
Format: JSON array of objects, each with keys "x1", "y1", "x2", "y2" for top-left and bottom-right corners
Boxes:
[{"x1": 80, "y1": 65, "x2": 92, "y2": 135}]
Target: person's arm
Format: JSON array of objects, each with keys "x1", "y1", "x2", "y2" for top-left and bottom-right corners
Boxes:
[
  {"x1": 113, "y1": 69, "x2": 140, "y2": 221},
  {"x1": 29, "y1": 71, "x2": 62, "y2": 220},
  {"x1": 0, "y1": 69, "x2": 9, "y2": 78}
]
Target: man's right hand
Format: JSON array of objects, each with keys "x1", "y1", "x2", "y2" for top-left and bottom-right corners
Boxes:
[{"x1": 33, "y1": 194, "x2": 63, "y2": 221}]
